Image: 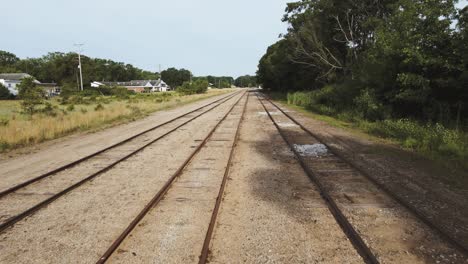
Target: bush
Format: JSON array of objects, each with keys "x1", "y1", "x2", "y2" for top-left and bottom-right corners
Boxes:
[
  {"x1": 60, "y1": 83, "x2": 79, "y2": 100},
  {"x1": 0, "y1": 83, "x2": 14, "y2": 99},
  {"x1": 353, "y1": 89, "x2": 388, "y2": 121},
  {"x1": 17, "y1": 77, "x2": 45, "y2": 116},
  {"x1": 365, "y1": 119, "x2": 467, "y2": 161},
  {"x1": 176, "y1": 80, "x2": 208, "y2": 95},
  {"x1": 66, "y1": 104, "x2": 75, "y2": 112},
  {"x1": 94, "y1": 103, "x2": 104, "y2": 111},
  {"x1": 42, "y1": 102, "x2": 59, "y2": 117},
  {"x1": 0, "y1": 118, "x2": 9, "y2": 126}
]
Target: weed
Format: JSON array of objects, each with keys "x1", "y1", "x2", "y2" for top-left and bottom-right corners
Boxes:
[
  {"x1": 66, "y1": 104, "x2": 75, "y2": 112},
  {"x1": 94, "y1": 104, "x2": 104, "y2": 111}
]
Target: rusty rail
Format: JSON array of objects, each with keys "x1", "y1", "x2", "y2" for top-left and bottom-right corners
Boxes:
[
  {"x1": 198, "y1": 91, "x2": 250, "y2": 264},
  {"x1": 96, "y1": 91, "x2": 249, "y2": 263},
  {"x1": 0, "y1": 91, "x2": 240, "y2": 199},
  {"x1": 256, "y1": 93, "x2": 379, "y2": 264},
  {"x1": 0, "y1": 91, "x2": 242, "y2": 233},
  {"x1": 263, "y1": 94, "x2": 468, "y2": 257}
]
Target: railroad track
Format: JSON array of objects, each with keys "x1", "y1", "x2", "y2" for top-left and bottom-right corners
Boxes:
[
  {"x1": 0, "y1": 91, "x2": 242, "y2": 233},
  {"x1": 257, "y1": 92, "x2": 468, "y2": 263},
  {"x1": 96, "y1": 91, "x2": 249, "y2": 263}
]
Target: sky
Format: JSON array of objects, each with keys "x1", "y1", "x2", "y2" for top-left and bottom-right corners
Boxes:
[
  {"x1": 2, "y1": 0, "x2": 467, "y2": 78},
  {"x1": 2, "y1": 0, "x2": 290, "y2": 77}
]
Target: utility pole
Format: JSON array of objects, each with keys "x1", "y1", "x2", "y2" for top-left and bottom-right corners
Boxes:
[
  {"x1": 158, "y1": 64, "x2": 161, "y2": 80},
  {"x1": 74, "y1": 43, "x2": 84, "y2": 91}
]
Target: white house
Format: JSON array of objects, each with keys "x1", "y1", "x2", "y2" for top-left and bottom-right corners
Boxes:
[
  {"x1": 0, "y1": 73, "x2": 60, "y2": 97},
  {"x1": 91, "y1": 79, "x2": 171, "y2": 93}
]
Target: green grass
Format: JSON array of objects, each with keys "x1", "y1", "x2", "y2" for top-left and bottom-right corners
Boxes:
[{"x1": 0, "y1": 89, "x2": 234, "y2": 153}]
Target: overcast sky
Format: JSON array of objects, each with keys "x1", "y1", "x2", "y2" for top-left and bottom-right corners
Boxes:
[
  {"x1": 2, "y1": 0, "x2": 290, "y2": 77},
  {"x1": 2, "y1": 0, "x2": 467, "y2": 77}
]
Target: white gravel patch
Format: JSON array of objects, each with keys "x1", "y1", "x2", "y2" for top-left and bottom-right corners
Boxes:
[
  {"x1": 257, "y1": 111, "x2": 280, "y2": 116},
  {"x1": 277, "y1": 122, "x2": 299, "y2": 128},
  {"x1": 293, "y1": 144, "x2": 328, "y2": 157}
]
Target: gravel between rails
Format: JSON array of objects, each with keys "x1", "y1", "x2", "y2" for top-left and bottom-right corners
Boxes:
[
  {"x1": 105, "y1": 94, "x2": 249, "y2": 264},
  {"x1": 207, "y1": 93, "x2": 363, "y2": 263},
  {"x1": 261, "y1": 97, "x2": 466, "y2": 264},
  {"x1": 0, "y1": 93, "x2": 239, "y2": 227},
  {"x1": 0, "y1": 92, "x2": 244, "y2": 264},
  {"x1": 0, "y1": 91, "x2": 238, "y2": 192}
]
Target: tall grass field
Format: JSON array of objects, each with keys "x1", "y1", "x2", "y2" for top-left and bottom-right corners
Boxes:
[{"x1": 0, "y1": 89, "x2": 233, "y2": 153}]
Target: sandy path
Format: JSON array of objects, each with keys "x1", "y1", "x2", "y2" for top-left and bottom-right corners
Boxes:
[
  {"x1": 0, "y1": 93, "x2": 244, "y2": 264},
  {"x1": 207, "y1": 93, "x2": 362, "y2": 263}
]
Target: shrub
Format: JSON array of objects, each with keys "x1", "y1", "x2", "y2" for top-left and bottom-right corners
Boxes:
[
  {"x1": 353, "y1": 89, "x2": 388, "y2": 121},
  {"x1": 94, "y1": 103, "x2": 104, "y2": 111},
  {"x1": 176, "y1": 80, "x2": 208, "y2": 95},
  {"x1": 66, "y1": 104, "x2": 75, "y2": 112},
  {"x1": 17, "y1": 77, "x2": 45, "y2": 116},
  {"x1": 42, "y1": 102, "x2": 59, "y2": 117},
  {"x1": 0, "y1": 83, "x2": 14, "y2": 99},
  {"x1": 0, "y1": 118, "x2": 9, "y2": 126}
]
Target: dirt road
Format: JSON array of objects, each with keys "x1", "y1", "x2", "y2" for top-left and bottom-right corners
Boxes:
[{"x1": 0, "y1": 90, "x2": 466, "y2": 263}]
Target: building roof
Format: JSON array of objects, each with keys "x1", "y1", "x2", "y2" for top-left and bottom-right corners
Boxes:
[
  {"x1": 100, "y1": 79, "x2": 166, "y2": 87},
  {"x1": 0, "y1": 73, "x2": 34, "y2": 80}
]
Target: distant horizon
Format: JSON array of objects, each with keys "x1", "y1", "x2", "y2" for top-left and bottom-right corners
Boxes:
[
  {"x1": 2, "y1": 0, "x2": 290, "y2": 78},
  {"x1": 3, "y1": 0, "x2": 466, "y2": 78}
]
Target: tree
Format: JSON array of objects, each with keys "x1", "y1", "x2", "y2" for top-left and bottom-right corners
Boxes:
[
  {"x1": 0, "y1": 51, "x2": 20, "y2": 67},
  {"x1": 176, "y1": 79, "x2": 208, "y2": 95},
  {"x1": 235, "y1": 75, "x2": 257, "y2": 87},
  {"x1": 17, "y1": 77, "x2": 44, "y2": 115},
  {"x1": 161, "y1": 68, "x2": 192, "y2": 87},
  {"x1": 0, "y1": 83, "x2": 13, "y2": 99},
  {"x1": 257, "y1": 0, "x2": 466, "y2": 125},
  {"x1": 0, "y1": 50, "x2": 20, "y2": 73}
]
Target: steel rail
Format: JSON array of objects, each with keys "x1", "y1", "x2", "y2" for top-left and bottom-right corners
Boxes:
[
  {"x1": 0, "y1": 91, "x2": 241, "y2": 199},
  {"x1": 96, "y1": 91, "x2": 248, "y2": 264},
  {"x1": 256, "y1": 93, "x2": 379, "y2": 264},
  {"x1": 263, "y1": 95, "x2": 468, "y2": 256},
  {"x1": 198, "y1": 91, "x2": 250, "y2": 264},
  {"x1": 0, "y1": 92, "x2": 243, "y2": 234}
]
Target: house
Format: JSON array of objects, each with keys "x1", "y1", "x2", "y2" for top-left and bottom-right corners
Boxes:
[
  {"x1": 91, "y1": 79, "x2": 171, "y2": 93},
  {"x1": 0, "y1": 73, "x2": 60, "y2": 97}
]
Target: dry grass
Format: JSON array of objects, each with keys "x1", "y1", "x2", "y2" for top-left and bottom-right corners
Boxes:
[{"x1": 0, "y1": 89, "x2": 234, "y2": 152}]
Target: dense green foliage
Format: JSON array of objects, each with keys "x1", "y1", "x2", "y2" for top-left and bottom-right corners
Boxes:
[
  {"x1": 161, "y1": 68, "x2": 192, "y2": 88},
  {"x1": 17, "y1": 77, "x2": 45, "y2": 115},
  {"x1": 176, "y1": 79, "x2": 209, "y2": 95},
  {"x1": 258, "y1": 1, "x2": 468, "y2": 127},
  {"x1": 195, "y1": 76, "x2": 233, "y2": 88},
  {"x1": 0, "y1": 83, "x2": 13, "y2": 99},
  {"x1": 234, "y1": 75, "x2": 257, "y2": 87},
  {"x1": 0, "y1": 51, "x2": 158, "y2": 89}
]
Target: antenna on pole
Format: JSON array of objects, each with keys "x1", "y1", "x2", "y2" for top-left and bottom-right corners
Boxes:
[{"x1": 74, "y1": 43, "x2": 84, "y2": 91}]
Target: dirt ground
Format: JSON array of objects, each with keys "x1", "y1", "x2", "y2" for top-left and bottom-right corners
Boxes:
[{"x1": 0, "y1": 90, "x2": 466, "y2": 263}]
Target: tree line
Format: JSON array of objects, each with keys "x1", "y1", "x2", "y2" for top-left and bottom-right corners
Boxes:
[
  {"x1": 0, "y1": 50, "x2": 158, "y2": 88},
  {"x1": 0, "y1": 50, "x2": 256, "y2": 100},
  {"x1": 257, "y1": 0, "x2": 468, "y2": 126}
]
